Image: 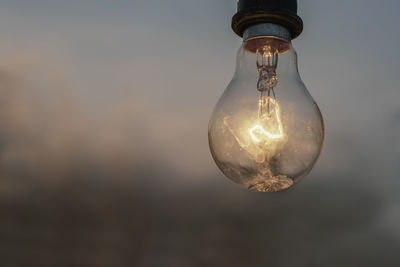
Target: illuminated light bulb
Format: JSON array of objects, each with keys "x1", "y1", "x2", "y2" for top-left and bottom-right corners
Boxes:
[{"x1": 208, "y1": 22, "x2": 324, "y2": 192}]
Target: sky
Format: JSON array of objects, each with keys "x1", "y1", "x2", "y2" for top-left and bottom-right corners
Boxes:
[{"x1": 0, "y1": 0, "x2": 399, "y2": 266}]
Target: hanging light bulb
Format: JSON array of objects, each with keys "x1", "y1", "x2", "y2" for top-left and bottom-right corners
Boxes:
[{"x1": 208, "y1": 0, "x2": 324, "y2": 192}]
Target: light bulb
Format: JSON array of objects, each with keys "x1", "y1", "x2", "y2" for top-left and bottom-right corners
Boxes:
[{"x1": 208, "y1": 23, "x2": 324, "y2": 192}]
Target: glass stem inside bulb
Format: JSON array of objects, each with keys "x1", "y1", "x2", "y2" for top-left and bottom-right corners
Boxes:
[{"x1": 256, "y1": 46, "x2": 278, "y2": 117}]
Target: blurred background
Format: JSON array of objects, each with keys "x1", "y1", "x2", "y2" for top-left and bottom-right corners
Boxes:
[{"x1": 0, "y1": 0, "x2": 399, "y2": 266}]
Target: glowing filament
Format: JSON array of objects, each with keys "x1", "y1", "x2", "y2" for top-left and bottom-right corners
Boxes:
[{"x1": 249, "y1": 97, "x2": 284, "y2": 143}]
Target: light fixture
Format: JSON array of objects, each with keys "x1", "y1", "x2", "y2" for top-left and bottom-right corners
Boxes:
[{"x1": 208, "y1": 0, "x2": 324, "y2": 192}]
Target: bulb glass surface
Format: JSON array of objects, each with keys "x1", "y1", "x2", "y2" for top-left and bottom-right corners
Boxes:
[{"x1": 208, "y1": 37, "x2": 324, "y2": 192}]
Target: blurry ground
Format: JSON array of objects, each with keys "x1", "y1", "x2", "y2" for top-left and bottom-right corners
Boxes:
[{"x1": 1, "y1": 170, "x2": 400, "y2": 267}]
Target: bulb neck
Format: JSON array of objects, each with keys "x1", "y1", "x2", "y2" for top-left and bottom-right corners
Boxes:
[{"x1": 243, "y1": 23, "x2": 291, "y2": 42}]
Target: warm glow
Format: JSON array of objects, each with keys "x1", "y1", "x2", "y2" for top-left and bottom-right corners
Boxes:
[
  {"x1": 249, "y1": 97, "x2": 284, "y2": 143},
  {"x1": 249, "y1": 124, "x2": 283, "y2": 142}
]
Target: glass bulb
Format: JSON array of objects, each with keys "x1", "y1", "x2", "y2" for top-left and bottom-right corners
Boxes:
[{"x1": 208, "y1": 24, "x2": 324, "y2": 192}]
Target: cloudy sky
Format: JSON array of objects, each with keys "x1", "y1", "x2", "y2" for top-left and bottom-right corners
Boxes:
[{"x1": 0, "y1": 0, "x2": 399, "y2": 266}]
